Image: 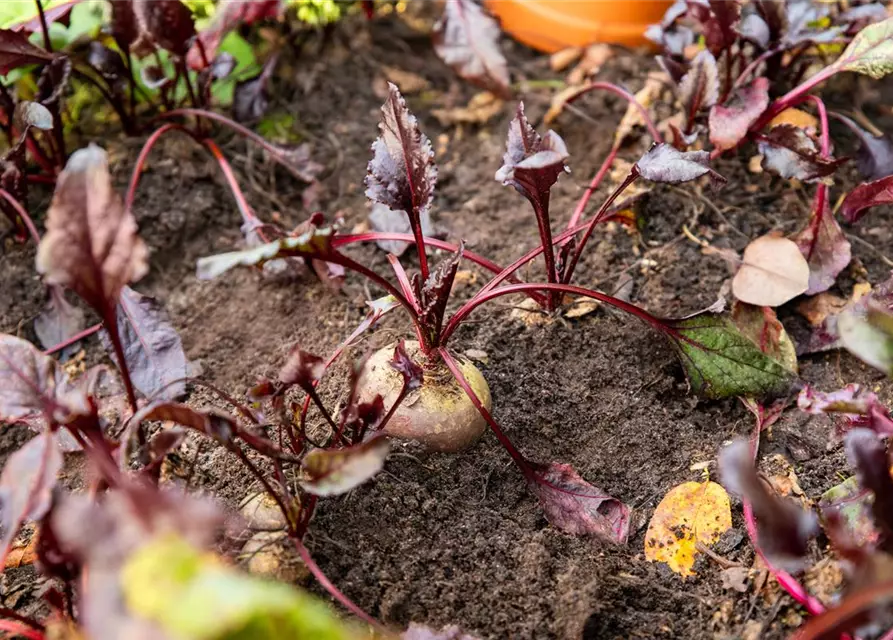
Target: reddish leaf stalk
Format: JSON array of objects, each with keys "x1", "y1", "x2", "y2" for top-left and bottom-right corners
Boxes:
[
  {"x1": 126, "y1": 123, "x2": 192, "y2": 210},
  {"x1": 33, "y1": 0, "x2": 52, "y2": 53},
  {"x1": 743, "y1": 501, "x2": 830, "y2": 618},
  {"x1": 158, "y1": 109, "x2": 309, "y2": 179},
  {"x1": 291, "y1": 538, "x2": 386, "y2": 632},
  {"x1": 531, "y1": 197, "x2": 559, "y2": 310},
  {"x1": 0, "y1": 188, "x2": 42, "y2": 245},
  {"x1": 440, "y1": 281, "x2": 665, "y2": 347},
  {"x1": 43, "y1": 321, "x2": 102, "y2": 355},
  {"x1": 563, "y1": 82, "x2": 663, "y2": 144},
  {"x1": 334, "y1": 232, "x2": 548, "y2": 306},
  {"x1": 103, "y1": 312, "x2": 139, "y2": 414},
  {"x1": 561, "y1": 167, "x2": 640, "y2": 285},
  {"x1": 802, "y1": 96, "x2": 831, "y2": 262},
  {"x1": 439, "y1": 347, "x2": 530, "y2": 472},
  {"x1": 566, "y1": 145, "x2": 619, "y2": 231},
  {"x1": 202, "y1": 139, "x2": 259, "y2": 226},
  {"x1": 0, "y1": 619, "x2": 44, "y2": 640}
]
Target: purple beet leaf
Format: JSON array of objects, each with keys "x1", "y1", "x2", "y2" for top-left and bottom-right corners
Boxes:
[
  {"x1": 840, "y1": 175, "x2": 893, "y2": 224},
  {"x1": 832, "y1": 113, "x2": 893, "y2": 181},
  {"x1": 36, "y1": 145, "x2": 149, "y2": 316},
  {"x1": 720, "y1": 439, "x2": 819, "y2": 573},
  {"x1": 34, "y1": 286, "x2": 86, "y2": 356},
  {"x1": 100, "y1": 286, "x2": 189, "y2": 400},
  {"x1": 798, "y1": 384, "x2": 893, "y2": 437},
  {"x1": 432, "y1": 0, "x2": 511, "y2": 98},
  {"x1": 845, "y1": 429, "x2": 893, "y2": 550},
  {"x1": 0, "y1": 432, "x2": 63, "y2": 568},
  {"x1": 366, "y1": 83, "x2": 437, "y2": 278},
  {"x1": 636, "y1": 143, "x2": 726, "y2": 185},
  {"x1": 704, "y1": 0, "x2": 742, "y2": 55},
  {"x1": 0, "y1": 334, "x2": 85, "y2": 424},
  {"x1": 0, "y1": 28, "x2": 55, "y2": 74},
  {"x1": 528, "y1": 462, "x2": 630, "y2": 544},
  {"x1": 709, "y1": 78, "x2": 769, "y2": 152},
  {"x1": 757, "y1": 125, "x2": 848, "y2": 183},
  {"x1": 677, "y1": 49, "x2": 719, "y2": 129},
  {"x1": 793, "y1": 191, "x2": 851, "y2": 295}
]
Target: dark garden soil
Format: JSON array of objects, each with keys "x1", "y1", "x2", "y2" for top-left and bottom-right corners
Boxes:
[{"x1": 3, "y1": 11, "x2": 893, "y2": 640}]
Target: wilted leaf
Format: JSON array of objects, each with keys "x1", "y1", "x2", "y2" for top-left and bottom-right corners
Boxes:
[
  {"x1": 769, "y1": 108, "x2": 819, "y2": 131},
  {"x1": 840, "y1": 175, "x2": 893, "y2": 224},
  {"x1": 233, "y1": 55, "x2": 276, "y2": 123},
  {"x1": 636, "y1": 143, "x2": 726, "y2": 185},
  {"x1": 123, "y1": 535, "x2": 356, "y2": 639},
  {"x1": 665, "y1": 311, "x2": 797, "y2": 399},
  {"x1": 36, "y1": 56, "x2": 71, "y2": 107},
  {"x1": 549, "y1": 47, "x2": 582, "y2": 72},
  {"x1": 528, "y1": 462, "x2": 630, "y2": 544},
  {"x1": 36, "y1": 145, "x2": 148, "y2": 314},
  {"x1": 720, "y1": 439, "x2": 819, "y2": 573},
  {"x1": 0, "y1": 28, "x2": 55, "y2": 74},
  {"x1": 821, "y1": 476, "x2": 878, "y2": 548},
  {"x1": 34, "y1": 286, "x2": 86, "y2": 355},
  {"x1": 432, "y1": 91, "x2": 504, "y2": 126},
  {"x1": 832, "y1": 113, "x2": 893, "y2": 181},
  {"x1": 366, "y1": 83, "x2": 437, "y2": 254},
  {"x1": 368, "y1": 202, "x2": 434, "y2": 257},
  {"x1": 731, "y1": 302, "x2": 798, "y2": 373},
  {"x1": 644, "y1": 480, "x2": 732, "y2": 577},
  {"x1": 709, "y1": 78, "x2": 769, "y2": 152},
  {"x1": 495, "y1": 103, "x2": 569, "y2": 202},
  {"x1": 839, "y1": 303, "x2": 893, "y2": 375},
  {"x1": 101, "y1": 286, "x2": 189, "y2": 400},
  {"x1": 432, "y1": 0, "x2": 510, "y2": 98},
  {"x1": 566, "y1": 44, "x2": 613, "y2": 85},
  {"x1": 794, "y1": 196, "x2": 852, "y2": 295},
  {"x1": 732, "y1": 234, "x2": 809, "y2": 307},
  {"x1": 300, "y1": 435, "x2": 390, "y2": 497},
  {"x1": 833, "y1": 16, "x2": 893, "y2": 80},
  {"x1": 613, "y1": 75, "x2": 665, "y2": 149},
  {"x1": 0, "y1": 432, "x2": 62, "y2": 568},
  {"x1": 796, "y1": 292, "x2": 848, "y2": 326},
  {"x1": 678, "y1": 49, "x2": 719, "y2": 125},
  {"x1": 797, "y1": 384, "x2": 893, "y2": 435},
  {"x1": 196, "y1": 228, "x2": 334, "y2": 280},
  {"x1": 758, "y1": 125, "x2": 848, "y2": 182}
]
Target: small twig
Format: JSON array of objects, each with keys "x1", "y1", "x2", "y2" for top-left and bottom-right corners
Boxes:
[{"x1": 695, "y1": 542, "x2": 742, "y2": 569}]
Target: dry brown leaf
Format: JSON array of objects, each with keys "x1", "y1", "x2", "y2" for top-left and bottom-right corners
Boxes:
[
  {"x1": 731, "y1": 234, "x2": 810, "y2": 307},
  {"x1": 645, "y1": 480, "x2": 732, "y2": 577},
  {"x1": 381, "y1": 65, "x2": 430, "y2": 94},
  {"x1": 614, "y1": 74, "x2": 665, "y2": 149},
  {"x1": 544, "y1": 84, "x2": 587, "y2": 124},
  {"x1": 769, "y1": 108, "x2": 818, "y2": 132},
  {"x1": 432, "y1": 91, "x2": 504, "y2": 126},
  {"x1": 567, "y1": 44, "x2": 613, "y2": 85},
  {"x1": 510, "y1": 297, "x2": 552, "y2": 326},
  {"x1": 564, "y1": 298, "x2": 600, "y2": 318},
  {"x1": 748, "y1": 154, "x2": 764, "y2": 173},
  {"x1": 796, "y1": 292, "x2": 848, "y2": 326},
  {"x1": 550, "y1": 46, "x2": 582, "y2": 71}
]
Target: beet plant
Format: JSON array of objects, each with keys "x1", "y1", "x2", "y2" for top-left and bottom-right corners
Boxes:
[{"x1": 197, "y1": 81, "x2": 803, "y2": 547}]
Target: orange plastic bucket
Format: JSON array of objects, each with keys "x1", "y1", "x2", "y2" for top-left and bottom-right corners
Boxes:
[{"x1": 486, "y1": 0, "x2": 673, "y2": 53}]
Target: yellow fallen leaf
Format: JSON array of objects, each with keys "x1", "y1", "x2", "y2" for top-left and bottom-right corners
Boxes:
[
  {"x1": 769, "y1": 108, "x2": 818, "y2": 131},
  {"x1": 432, "y1": 92, "x2": 504, "y2": 126},
  {"x1": 614, "y1": 75, "x2": 665, "y2": 149},
  {"x1": 550, "y1": 46, "x2": 582, "y2": 72},
  {"x1": 645, "y1": 480, "x2": 732, "y2": 578}
]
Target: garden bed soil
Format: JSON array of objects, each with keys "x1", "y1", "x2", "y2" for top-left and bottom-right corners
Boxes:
[{"x1": 3, "y1": 12, "x2": 893, "y2": 640}]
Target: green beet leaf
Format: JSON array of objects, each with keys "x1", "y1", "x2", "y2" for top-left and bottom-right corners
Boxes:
[{"x1": 666, "y1": 312, "x2": 798, "y2": 400}]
